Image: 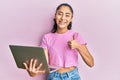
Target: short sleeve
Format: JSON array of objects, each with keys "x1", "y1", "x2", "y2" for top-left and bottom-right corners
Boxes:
[
  {"x1": 75, "y1": 32, "x2": 87, "y2": 45},
  {"x1": 40, "y1": 35, "x2": 48, "y2": 49}
]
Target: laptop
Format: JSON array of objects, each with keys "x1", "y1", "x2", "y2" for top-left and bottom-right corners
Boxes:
[{"x1": 9, "y1": 45, "x2": 49, "y2": 73}]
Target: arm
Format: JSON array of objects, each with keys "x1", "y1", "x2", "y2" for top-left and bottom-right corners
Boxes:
[
  {"x1": 76, "y1": 44, "x2": 94, "y2": 67},
  {"x1": 68, "y1": 35, "x2": 94, "y2": 67}
]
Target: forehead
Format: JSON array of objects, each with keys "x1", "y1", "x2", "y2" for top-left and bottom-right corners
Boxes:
[{"x1": 57, "y1": 6, "x2": 72, "y2": 14}]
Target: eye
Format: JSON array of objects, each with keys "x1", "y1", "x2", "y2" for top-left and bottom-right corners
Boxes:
[
  {"x1": 66, "y1": 15, "x2": 70, "y2": 17},
  {"x1": 57, "y1": 12, "x2": 62, "y2": 15}
]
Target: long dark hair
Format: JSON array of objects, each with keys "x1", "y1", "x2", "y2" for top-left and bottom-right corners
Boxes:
[{"x1": 51, "y1": 3, "x2": 74, "y2": 33}]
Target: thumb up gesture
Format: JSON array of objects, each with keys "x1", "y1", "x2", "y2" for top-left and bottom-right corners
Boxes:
[{"x1": 68, "y1": 34, "x2": 81, "y2": 50}]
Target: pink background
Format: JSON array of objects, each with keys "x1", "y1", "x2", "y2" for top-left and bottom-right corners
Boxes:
[{"x1": 0, "y1": 0, "x2": 120, "y2": 80}]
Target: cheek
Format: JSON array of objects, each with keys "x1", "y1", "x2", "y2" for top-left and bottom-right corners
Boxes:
[
  {"x1": 54, "y1": 17, "x2": 58, "y2": 22},
  {"x1": 55, "y1": 14, "x2": 61, "y2": 19},
  {"x1": 68, "y1": 18, "x2": 72, "y2": 22},
  {"x1": 56, "y1": 16, "x2": 61, "y2": 20}
]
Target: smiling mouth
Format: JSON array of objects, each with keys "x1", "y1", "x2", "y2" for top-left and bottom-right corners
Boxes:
[{"x1": 59, "y1": 21, "x2": 66, "y2": 25}]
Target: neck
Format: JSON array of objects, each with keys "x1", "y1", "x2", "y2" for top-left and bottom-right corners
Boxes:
[{"x1": 56, "y1": 28, "x2": 68, "y2": 34}]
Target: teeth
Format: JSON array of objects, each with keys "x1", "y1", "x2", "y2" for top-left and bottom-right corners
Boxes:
[{"x1": 59, "y1": 21, "x2": 65, "y2": 25}]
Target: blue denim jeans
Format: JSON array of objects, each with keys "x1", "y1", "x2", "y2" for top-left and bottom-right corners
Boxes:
[{"x1": 48, "y1": 67, "x2": 81, "y2": 80}]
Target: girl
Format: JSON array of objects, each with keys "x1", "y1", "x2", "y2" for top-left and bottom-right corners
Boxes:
[{"x1": 23, "y1": 3, "x2": 94, "y2": 80}]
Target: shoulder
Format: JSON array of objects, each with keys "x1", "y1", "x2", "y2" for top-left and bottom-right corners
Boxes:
[
  {"x1": 70, "y1": 30, "x2": 86, "y2": 40},
  {"x1": 42, "y1": 32, "x2": 55, "y2": 39},
  {"x1": 70, "y1": 30, "x2": 87, "y2": 44},
  {"x1": 43, "y1": 32, "x2": 54, "y2": 36}
]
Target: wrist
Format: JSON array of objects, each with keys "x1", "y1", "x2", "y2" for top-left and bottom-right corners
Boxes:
[{"x1": 76, "y1": 44, "x2": 82, "y2": 52}]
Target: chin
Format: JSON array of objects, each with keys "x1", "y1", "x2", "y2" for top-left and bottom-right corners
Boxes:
[{"x1": 58, "y1": 25, "x2": 67, "y2": 29}]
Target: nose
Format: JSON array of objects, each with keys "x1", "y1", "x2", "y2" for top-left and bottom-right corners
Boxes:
[{"x1": 61, "y1": 15, "x2": 65, "y2": 20}]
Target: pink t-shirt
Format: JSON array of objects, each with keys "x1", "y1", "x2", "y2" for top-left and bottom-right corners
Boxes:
[{"x1": 40, "y1": 30, "x2": 86, "y2": 68}]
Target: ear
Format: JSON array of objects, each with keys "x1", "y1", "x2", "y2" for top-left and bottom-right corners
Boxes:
[
  {"x1": 54, "y1": 13, "x2": 57, "y2": 19},
  {"x1": 70, "y1": 17, "x2": 73, "y2": 22},
  {"x1": 70, "y1": 15, "x2": 73, "y2": 21},
  {"x1": 55, "y1": 13, "x2": 56, "y2": 16}
]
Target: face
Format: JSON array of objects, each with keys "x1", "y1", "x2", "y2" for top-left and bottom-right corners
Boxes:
[{"x1": 55, "y1": 6, "x2": 73, "y2": 30}]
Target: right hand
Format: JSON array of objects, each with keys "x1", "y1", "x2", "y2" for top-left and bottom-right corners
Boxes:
[{"x1": 23, "y1": 59, "x2": 46, "y2": 77}]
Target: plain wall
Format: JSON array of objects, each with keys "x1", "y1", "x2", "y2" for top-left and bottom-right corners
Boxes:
[{"x1": 0, "y1": 0, "x2": 120, "y2": 80}]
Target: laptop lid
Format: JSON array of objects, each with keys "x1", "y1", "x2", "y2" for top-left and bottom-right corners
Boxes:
[{"x1": 9, "y1": 45, "x2": 49, "y2": 73}]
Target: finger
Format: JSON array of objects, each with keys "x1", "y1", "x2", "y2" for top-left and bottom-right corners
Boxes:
[
  {"x1": 68, "y1": 41, "x2": 70, "y2": 43},
  {"x1": 33, "y1": 59, "x2": 37, "y2": 69},
  {"x1": 71, "y1": 47, "x2": 74, "y2": 49},
  {"x1": 37, "y1": 69, "x2": 46, "y2": 74},
  {"x1": 73, "y1": 34, "x2": 76, "y2": 40},
  {"x1": 29, "y1": 59, "x2": 33, "y2": 71},
  {"x1": 68, "y1": 41, "x2": 71, "y2": 45},
  {"x1": 37, "y1": 63, "x2": 42, "y2": 70},
  {"x1": 23, "y1": 62, "x2": 28, "y2": 70}
]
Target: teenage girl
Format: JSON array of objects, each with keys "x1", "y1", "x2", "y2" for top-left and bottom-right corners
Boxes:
[{"x1": 23, "y1": 3, "x2": 94, "y2": 80}]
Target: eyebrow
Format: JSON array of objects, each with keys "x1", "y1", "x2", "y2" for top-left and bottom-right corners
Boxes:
[{"x1": 57, "y1": 11, "x2": 71, "y2": 15}]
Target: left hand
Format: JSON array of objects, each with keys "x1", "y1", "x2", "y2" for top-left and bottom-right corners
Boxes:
[{"x1": 68, "y1": 34, "x2": 81, "y2": 49}]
